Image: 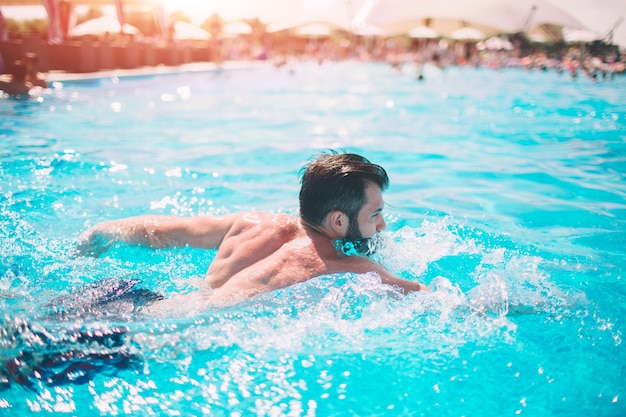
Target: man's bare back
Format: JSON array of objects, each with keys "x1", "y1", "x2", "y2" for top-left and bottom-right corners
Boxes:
[
  {"x1": 204, "y1": 212, "x2": 415, "y2": 303},
  {"x1": 206, "y1": 213, "x2": 321, "y2": 300}
]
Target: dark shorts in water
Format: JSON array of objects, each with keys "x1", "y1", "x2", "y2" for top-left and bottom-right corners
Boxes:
[
  {"x1": 1, "y1": 277, "x2": 163, "y2": 389},
  {"x1": 46, "y1": 276, "x2": 164, "y2": 321}
]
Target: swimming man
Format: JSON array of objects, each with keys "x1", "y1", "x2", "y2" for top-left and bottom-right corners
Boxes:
[{"x1": 76, "y1": 152, "x2": 427, "y2": 305}]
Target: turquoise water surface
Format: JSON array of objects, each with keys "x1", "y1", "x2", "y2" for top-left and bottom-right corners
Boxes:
[{"x1": 1, "y1": 61, "x2": 625, "y2": 416}]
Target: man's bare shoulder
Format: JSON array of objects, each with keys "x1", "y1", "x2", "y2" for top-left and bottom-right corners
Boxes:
[
  {"x1": 223, "y1": 212, "x2": 300, "y2": 238},
  {"x1": 233, "y1": 212, "x2": 298, "y2": 227}
]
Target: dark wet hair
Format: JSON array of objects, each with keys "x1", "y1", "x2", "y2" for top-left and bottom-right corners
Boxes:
[{"x1": 299, "y1": 151, "x2": 389, "y2": 227}]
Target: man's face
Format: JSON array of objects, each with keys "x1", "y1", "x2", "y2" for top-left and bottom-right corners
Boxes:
[{"x1": 342, "y1": 182, "x2": 386, "y2": 255}]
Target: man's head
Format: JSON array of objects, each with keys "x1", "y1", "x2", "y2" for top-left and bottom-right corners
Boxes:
[{"x1": 299, "y1": 152, "x2": 389, "y2": 244}]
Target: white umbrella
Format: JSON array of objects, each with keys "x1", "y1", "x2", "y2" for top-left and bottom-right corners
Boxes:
[
  {"x1": 451, "y1": 27, "x2": 485, "y2": 40},
  {"x1": 221, "y1": 21, "x2": 253, "y2": 35},
  {"x1": 562, "y1": 27, "x2": 603, "y2": 43},
  {"x1": 408, "y1": 18, "x2": 499, "y2": 38},
  {"x1": 294, "y1": 23, "x2": 335, "y2": 37},
  {"x1": 482, "y1": 35, "x2": 514, "y2": 50},
  {"x1": 408, "y1": 25, "x2": 439, "y2": 39},
  {"x1": 172, "y1": 21, "x2": 211, "y2": 41},
  {"x1": 352, "y1": 24, "x2": 386, "y2": 36},
  {"x1": 527, "y1": 32, "x2": 548, "y2": 43},
  {"x1": 69, "y1": 15, "x2": 140, "y2": 38}
]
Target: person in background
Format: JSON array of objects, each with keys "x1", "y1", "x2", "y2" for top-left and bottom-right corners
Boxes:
[
  {"x1": 0, "y1": 60, "x2": 32, "y2": 97},
  {"x1": 24, "y1": 52, "x2": 48, "y2": 88}
]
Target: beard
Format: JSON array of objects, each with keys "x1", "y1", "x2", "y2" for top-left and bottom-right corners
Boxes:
[
  {"x1": 336, "y1": 218, "x2": 381, "y2": 257},
  {"x1": 345, "y1": 217, "x2": 364, "y2": 242}
]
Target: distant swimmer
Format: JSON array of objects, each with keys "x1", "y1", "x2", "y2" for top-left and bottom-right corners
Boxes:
[
  {"x1": 0, "y1": 60, "x2": 32, "y2": 97},
  {"x1": 24, "y1": 52, "x2": 48, "y2": 88},
  {"x1": 77, "y1": 152, "x2": 428, "y2": 306}
]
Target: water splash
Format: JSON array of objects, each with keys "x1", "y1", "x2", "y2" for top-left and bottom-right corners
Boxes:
[{"x1": 0, "y1": 213, "x2": 576, "y2": 391}]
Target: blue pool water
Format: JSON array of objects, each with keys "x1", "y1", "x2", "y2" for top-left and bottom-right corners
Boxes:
[{"x1": 1, "y1": 61, "x2": 625, "y2": 416}]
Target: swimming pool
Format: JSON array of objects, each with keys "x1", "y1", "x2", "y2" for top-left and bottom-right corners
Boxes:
[{"x1": 1, "y1": 60, "x2": 625, "y2": 416}]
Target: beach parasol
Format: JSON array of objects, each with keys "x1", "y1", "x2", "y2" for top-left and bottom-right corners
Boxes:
[
  {"x1": 172, "y1": 21, "x2": 211, "y2": 41},
  {"x1": 221, "y1": 21, "x2": 253, "y2": 35},
  {"x1": 562, "y1": 27, "x2": 603, "y2": 43},
  {"x1": 408, "y1": 26, "x2": 439, "y2": 39},
  {"x1": 451, "y1": 27, "x2": 486, "y2": 40},
  {"x1": 294, "y1": 23, "x2": 337, "y2": 37},
  {"x1": 352, "y1": 24, "x2": 386, "y2": 36},
  {"x1": 479, "y1": 35, "x2": 514, "y2": 50},
  {"x1": 69, "y1": 16, "x2": 141, "y2": 38}
]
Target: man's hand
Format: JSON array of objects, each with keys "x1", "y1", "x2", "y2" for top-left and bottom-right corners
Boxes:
[{"x1": 75, "y1": 227, "x2": 114, "y2": 257}]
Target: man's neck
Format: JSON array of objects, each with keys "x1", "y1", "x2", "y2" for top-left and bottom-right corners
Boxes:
[
  {"x1": 299, "y1": 218, "x2": 335, "y2": 241},
  {"x1": 299, "y1": 218, "x2": 359, "y2": 259}
]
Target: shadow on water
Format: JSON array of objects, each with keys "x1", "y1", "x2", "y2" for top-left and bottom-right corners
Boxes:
[
  {"x1": 0, "y1": 95, "x2": 42, "y2": 117},
  {"x1": 1, "y1": 320, "x2": 137, "y2": 389},
  {"x1": 1, "y1": 277, "x2": 162, "y2": 389}
]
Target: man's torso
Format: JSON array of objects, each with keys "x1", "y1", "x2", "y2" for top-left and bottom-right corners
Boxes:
[{"x1": 205, "y1": 213, "x2": 330, "y2": 302}]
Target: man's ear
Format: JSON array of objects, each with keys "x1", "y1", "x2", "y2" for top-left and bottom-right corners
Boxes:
[{"x1": 328, "y1": 210, "x2": 348, "y2": 236}]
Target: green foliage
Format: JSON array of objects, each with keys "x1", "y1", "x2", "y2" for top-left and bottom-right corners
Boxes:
[
  {"x1": 75, "y1": 7, "x2": 104, "y2": 25},
  {"x1": 4, "y1": 18, "x2": 48, "y2": 38},
  {"x1": 126, "y1": 10, "x2": 159, "y2": 37},
  {"x1": 168, "y1": 11, "x2": 191, "y2": 24},
  {"x1": 201, "y1": 14, "x2": 222, "y2": 36}
]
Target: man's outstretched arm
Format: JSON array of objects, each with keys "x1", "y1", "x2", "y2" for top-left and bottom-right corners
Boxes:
[
  {"x1": 76, "y1": 213, "x2": 241, "y2": 256},
  {"x1": 351, "y1": 258, "x2": 428, "y2": 293},
  {"x1": 379, "y1": 271, "x2": 429, "y2": 293}
]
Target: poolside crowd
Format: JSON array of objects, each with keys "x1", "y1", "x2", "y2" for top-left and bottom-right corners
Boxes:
[
  {"x1": 1, "y1": 30, "x2": 624, "y2": 97},
  {"x1": 262, "y1": 36, "x2": 625, "y2": 82}
]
